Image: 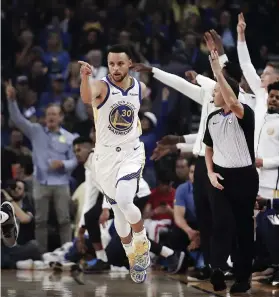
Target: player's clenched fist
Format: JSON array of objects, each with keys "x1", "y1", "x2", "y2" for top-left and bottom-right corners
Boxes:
[{"x1": 78, "y1": 61, "x2": 93, "y2": 78}]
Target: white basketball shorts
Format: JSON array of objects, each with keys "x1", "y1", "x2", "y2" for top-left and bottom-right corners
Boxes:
[{"x1": 93, "y1": 140, "x2": 145, "y2": 202}]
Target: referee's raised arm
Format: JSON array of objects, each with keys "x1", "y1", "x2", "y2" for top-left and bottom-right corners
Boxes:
[{"x1": 209, "y1": 50, "x2": 245, "y2": 119}]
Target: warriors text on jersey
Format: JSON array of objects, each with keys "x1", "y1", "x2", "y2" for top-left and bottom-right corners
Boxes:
[{"x1": 92, "y1": 75, "x2": 142, "y2": 147}]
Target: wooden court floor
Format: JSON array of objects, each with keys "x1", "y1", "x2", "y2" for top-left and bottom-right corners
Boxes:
[{"x1": 1, "y1": 270, "x2": 278, "y2": 297}]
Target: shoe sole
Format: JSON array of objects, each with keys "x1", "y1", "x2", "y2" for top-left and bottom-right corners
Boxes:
[
  {"x1": 1, "y1": 202, "x2": 18, "y2": 247},
  {"x1": 133, "y1": 241, "x2": 151, "y2": 272},
  {"x1": 169, "y1": 252, "x2": 185, "y2": 274}
]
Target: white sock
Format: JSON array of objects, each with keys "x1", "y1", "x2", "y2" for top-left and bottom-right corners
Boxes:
[
  {"x1": 122, "y1": 241, "x2": 134, "y2": 256},
  {"x1": 160, "y1": 246, "x2": 174, "y2": 258},
  {"x1": 96, "y1": 250, "x2": 108, "y2": 262},
  {"x1": 133, "y1": 228, "x2": 147, "y2": 242},
  {"x1": 0, "y1": 211, "x2": 9, "y2": 224}
]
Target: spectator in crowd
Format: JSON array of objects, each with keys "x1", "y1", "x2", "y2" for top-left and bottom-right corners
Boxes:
[
  {"x1": 1, "y1": 128, "x2": 32, "y2": 184},
  {"x1": 1, "y1": 181, "x2": 43, "y2": 269},
  {"x1": 217, "y1": 11, "x2": 235, "y2": 52},
  {"x1": 28, "y1": 59, "x2": 48, "y2": 96},
  {"x1": 15, "y1": 29, "x2": 35, "y2": 73},
  {"x1": 2, "y1": 180, "x2": 35, "y2": 245},
  {"x1": 140, "y1": 87, "x2": 169, "y2": 188},
  {"x1": 85, "y1": 49, "x2": 108, "y2": 80},
  {"x1": 61, "y1": 96, "x2": 78, "y2": 133},
  {"x1": 15, "y1": 74, "x2": 37, "y2": 107},
  {"x1": 73, "y1": 104, "x2": 94, "y2": 138},
  {"x1": 42, "y1": 32, "x2": 70, "y2": 78},
  {"x1": 143, "y1": 175, "x2": 175, "y2": 243},
  {"x1": 65, "y1": 61, "x2": 81, "y2": 95},
  {"x1": 140, "y1": 111, "x2": 158, "y2": 188},
  {"x1": 13, "y1": 155, "x2": 34, "y2": 199},
  {"x1": 39, "y1": 74, "x2": 68, "y2": 109},
  {"x1": 183, "y1": 31, "x2": 209, "y2": 75},
  {"x1": 6, "y1": 81, "x2": 77, "y2": 253},
  {"x1": 173, "y1": 157, "x2": 190, "y2": 188},
  {"x1": 4, "y1": 128, "x2": 31, "y2": 157},
  {"x1": 71, "y1": 130, "x2": 96, "y2": 189},
  {"x1": 72, "y1": 136, "x2": 96, "y2": 223},
  {"x1": 171, "y1": 160, "x2": 205, "y2": 279}
]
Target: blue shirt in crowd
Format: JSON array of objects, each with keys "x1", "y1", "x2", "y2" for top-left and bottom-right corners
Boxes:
[
  {"x1": 8, "y1": 101, "x2": 77, "y2": 185},
  {"x1": 174, "y1": 181, "x2": 196, "y2": 223}
]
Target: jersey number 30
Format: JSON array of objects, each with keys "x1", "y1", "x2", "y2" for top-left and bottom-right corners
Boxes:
[{"x1": 122, "y1": 109, "x2": 132, "y2": 117}]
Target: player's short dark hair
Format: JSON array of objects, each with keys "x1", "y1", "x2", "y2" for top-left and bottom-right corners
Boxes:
[
  {"x1": 107, "y1": 44, "x2": 132, "y2": 59},
  {"x1": 223, "y1": 75, "x2": 240, "y2": 99},
  {"x1": 17, "y1": 155, "x2": 33, "y2": 175},
  {"x1": 73, "y1": 136, "x2": 92, "y2": 146},
  {"x1": 267, "y1": 61, "x2": 279, "y2": 74},
  {"x1": 223, "y1": 61, "x2": 242, "y2": 83},
  {"x1": 267, "y1": 81, "x2": 279, "y2": 93}
]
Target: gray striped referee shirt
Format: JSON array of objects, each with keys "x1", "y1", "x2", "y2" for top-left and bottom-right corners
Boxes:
[{"x1": 203, "y1": 104, "x2": 255, "y2": 168}]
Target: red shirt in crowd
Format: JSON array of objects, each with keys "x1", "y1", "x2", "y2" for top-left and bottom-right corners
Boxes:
[{"x1": 149, "y1": 187, "x2": 176, "y2": 220}]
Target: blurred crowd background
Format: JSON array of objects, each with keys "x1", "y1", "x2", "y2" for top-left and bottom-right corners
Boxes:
[{"x1": 1, "y1": 0, "x2": 279, "y2": 265}]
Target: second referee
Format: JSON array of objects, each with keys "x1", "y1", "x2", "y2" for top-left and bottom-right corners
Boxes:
[{"x1": 203, "y1": 51, "x2": 259, "y2": 294}]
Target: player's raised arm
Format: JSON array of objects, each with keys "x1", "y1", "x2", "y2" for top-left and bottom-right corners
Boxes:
[
  {"x1": 78, "y1": 61, "x2": 106, "y2": 107},
  {"x1": 237, "y1": 13, "x2": 261, "y2": 94},
  {"x1": 131, "y1": 63, "x2": 204, "y2": 105}
]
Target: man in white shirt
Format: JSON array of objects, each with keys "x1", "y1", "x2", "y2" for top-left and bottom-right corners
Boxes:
[
  {"x1": 253, "y1": 82, "x2": 279, "y2": 286},
  {"x1": 237, "y1": 13, "x2": 279, "y2": 150}
]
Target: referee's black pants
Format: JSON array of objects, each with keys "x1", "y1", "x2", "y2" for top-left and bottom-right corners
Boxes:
[
  {"x1": 193, "y1": 156, "x2": 212, "y2": 266},
  {"x1": 209, "y1": 164, "x2": 259, "y2": 281}
]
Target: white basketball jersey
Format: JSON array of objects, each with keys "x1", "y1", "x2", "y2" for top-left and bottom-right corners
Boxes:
[{"x1": 93, "y1": 75, "x2": 142, "y2": 146}]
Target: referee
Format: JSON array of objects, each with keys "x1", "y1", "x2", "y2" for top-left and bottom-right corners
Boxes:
[{"x1": 203, "y1": 50, "x2": 259, "y2": 294}]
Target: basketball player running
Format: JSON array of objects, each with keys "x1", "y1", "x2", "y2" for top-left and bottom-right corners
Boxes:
[{"x1": 79, "y1": 45, "x2": 150, "y2": 283}]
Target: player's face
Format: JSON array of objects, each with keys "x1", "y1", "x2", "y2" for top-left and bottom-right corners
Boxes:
[
  {"x1": 261, "y1": 66, "x2": 279, "y2": 88},
  {"x1": 212, "y1": 83, "x2": 225, "y2": 107},
  {"x1": 267, "y1": 89, "x2": 279, "y2": 114},
  {"x1": 108, "y1": 52, "x2": 131, "y2": 82}
]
